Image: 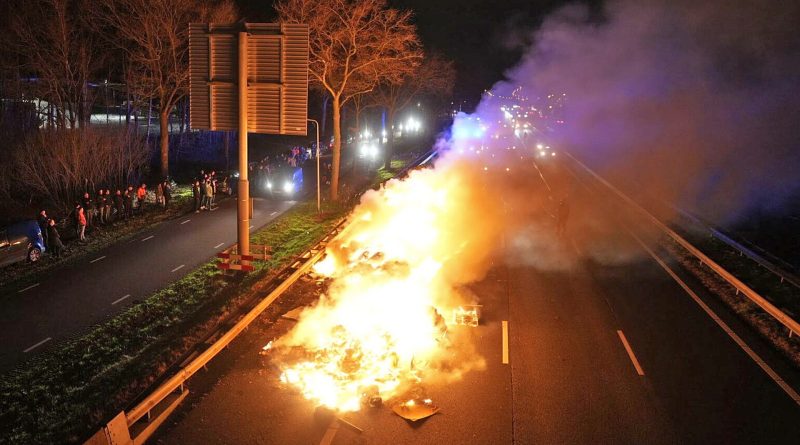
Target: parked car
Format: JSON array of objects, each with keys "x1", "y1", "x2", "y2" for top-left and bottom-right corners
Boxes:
[{"x1": 0, "y1": 220, "x2": 46, "y2": 267}]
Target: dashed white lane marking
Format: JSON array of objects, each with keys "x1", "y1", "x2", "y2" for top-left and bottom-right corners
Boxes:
[
  {"x1": 249, "y1": 225, "x2": 254, "y2": 229},
  {"x1": 112, "y1": 294, "x2": 131, "y2": 305},
  {"x1": 214, "y1": 242, "x2": 225, "y2": 249},
  {"x1": 270, "y1": 211, "x2": 277, "y2": 216},
  {"x1": 18, "y1": 283, "x2": 40, "y2": 293},
  {"x1": 633, "y1": 233, "x2": 800, "y2": 405},
  {"x1": 210, "y1": 207, "x2": 219, "y2": 211},
  {"x1": 171, "y1": 264, "x2": 185, "y2": 273},
  {"x1": 180, "y1": 219, "x2": 191, "y2": 225},
  {"x1": 24, "y1": 337, "x2": 52, "y2": 353},
  {"x1": 502, "y1": 320, "x2": 509, "y2": 364},
  {"x1": 89, "y1": 255, "x2": 106, "y2": 264},
  {"x1": 141, "y1": 235, "x2": 154, "y2": 242},
  {"x1": 617, "y1": 330, "x2": 645, "y2": 376}
]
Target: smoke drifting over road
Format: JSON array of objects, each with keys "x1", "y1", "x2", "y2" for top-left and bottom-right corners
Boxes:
[
  {"x1": 270, "y1": 0, "x2": 800, "y2": 410},
  {"x1": 490, "y1": 0, "x2": 800, "y2": 223}
]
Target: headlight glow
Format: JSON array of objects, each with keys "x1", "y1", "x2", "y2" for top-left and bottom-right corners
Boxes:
[{"x1": 283, "y1": 181, "x2": 293, "y2": 193}]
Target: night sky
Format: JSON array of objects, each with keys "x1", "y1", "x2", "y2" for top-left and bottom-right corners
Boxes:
[{"x1": 236, "y1": 0, "x2": 600, "y2": 107}]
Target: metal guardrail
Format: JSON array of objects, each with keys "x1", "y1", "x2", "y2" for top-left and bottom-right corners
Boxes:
[
  {"x1": 673, "y1": 207, "x2": 800, "y2": 290},
  {"x1": 566, "y1": 153, "x2": 800, "y2": 338},
  {"x1": 84, "y1": 224, "x2": 341, "y2": 445},
  {"x1": 126, "y1": 238, "x2": 331, "y2": 427},
  {"x1": 85, "y1": 148, "x2": 439, "y2": 445}
]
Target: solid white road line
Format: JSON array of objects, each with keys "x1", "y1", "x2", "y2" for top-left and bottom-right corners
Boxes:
[
  {"x1": 617, "y1": 330, "x2": 645, "y2": 376},
  {"x1": 214, "y1": 242, "x2": 225, "y2": 249},
  {"x1": 141, "y1": 235, "x2": 154, "y2": 242},
  {"x1": 24, "y1": 337, "x2": 52, "y2": 353},
  {"x1": 270, "y1": 211, "x2": 277, "y2": 216},
  {"x1": 633, "y1": 233, "x2": 800, "y2": 405},
  {"x1": 502, "y1": 320, "x2": 509, "y2": 364},
  {"x1": 180, "y1": 219, "x2": 191, "y2": 225},
  {"x1": 18, "y1": 283, "x2": 40, "y2": 293},
  {"x1": 89, "y1": 255, "x2": 106, "y2": 263},
  {"x1": 112, "y1": 294, "x2": 131, "y2": 305},
  {"x1": 171, "y1": 264, "x2": 185, "y2": 273}
]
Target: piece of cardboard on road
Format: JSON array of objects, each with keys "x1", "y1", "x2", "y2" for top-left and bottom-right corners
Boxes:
[{"x1": 392, "y1": 399, "x2": 440, "y2": 421}]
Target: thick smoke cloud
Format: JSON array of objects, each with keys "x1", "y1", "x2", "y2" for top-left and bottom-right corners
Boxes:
[{"x1": 490, "y1": 0, "x2": 800, "y2": 224}]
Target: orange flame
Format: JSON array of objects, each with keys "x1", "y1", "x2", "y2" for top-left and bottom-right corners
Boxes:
[{"x1": 273, "y1": 158, "x2": 496, "y2": 412}]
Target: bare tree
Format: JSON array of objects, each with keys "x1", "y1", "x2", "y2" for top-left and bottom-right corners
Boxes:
[
  {"x1": 9, "y1": 128, "x2": 149, "y2": 213},
  {"x1": 276, "y1": 0, "x2": 422, "y2": 200},
  {"x1": 369, "y1": 54, "x2": 455, "y2": 168},
  {"x1": 347, "y1": 92, "x2": 378, "y2": 138},
  {"x1": 8, "y1": 0, "x2": 101, "y2": 129},
  {"x1": 89, "y1": 0, "x2": 237, "y2": 178}
]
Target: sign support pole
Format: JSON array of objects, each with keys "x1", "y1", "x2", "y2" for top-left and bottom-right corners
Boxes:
[{"x1": 237, "y1": 31, "x2": 250, "y2": 265}]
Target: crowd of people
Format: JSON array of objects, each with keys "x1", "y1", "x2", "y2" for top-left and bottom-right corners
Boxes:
[
  {"x1": 250, "y1": 146, "x2": 312, "y2": 189},
  {"x1": 35, "y1": 178, "x2": 182, "y2": 259},
  {"x1": 31, "y1": 155, "x2": 300, "y2": 262},
  {"x1": 191, "y1": 170, "x2": 223, "y2": 213}
]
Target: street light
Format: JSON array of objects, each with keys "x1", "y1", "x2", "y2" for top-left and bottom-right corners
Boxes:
[{"x1": 308, "y1": 119, "x2": 321, "y2": 214}]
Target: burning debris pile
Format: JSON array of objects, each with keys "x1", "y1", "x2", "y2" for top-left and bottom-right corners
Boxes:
[{"x1": 266, "y1": 158, "x2": 501, "y2": 415}]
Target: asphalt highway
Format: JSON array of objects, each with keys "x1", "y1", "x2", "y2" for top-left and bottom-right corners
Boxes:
[
  {"x1": 152, "y1": 160, "x2": 800, "y2": 444},
  {"x1": 0, "y1": 197, "x2": 294, "y2": 372}
]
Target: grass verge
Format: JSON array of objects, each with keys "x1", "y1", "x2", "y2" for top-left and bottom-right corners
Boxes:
[
  {"x1": 675, "y1": 229, "x2": 800, "y2": 317},
  {"x1": 0, "y1": 200, "x2": 346, "y2": 444},
  {"x1": 663, "y1": 237, "x2": 800, "y2": 369}
]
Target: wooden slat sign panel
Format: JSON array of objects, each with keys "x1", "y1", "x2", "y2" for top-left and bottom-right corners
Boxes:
[{"x1": 189, "y1": 23, "x2": 309, "y2": 135}]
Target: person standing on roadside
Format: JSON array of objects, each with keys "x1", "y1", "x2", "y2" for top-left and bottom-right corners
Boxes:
[
  {"x1": 136, "y1": 183, "x2": 147, "y2": 214},
  {"x1": 210, "y1": 171, "x2": 218, "y2": 208},
  {"x1": 82, "y1": 192, "x2": 94, "y2": 229},
  {"x1": 114, "y1": 189, "x2": 124, "y2": 222},
  {"x1": 156, "y1": 181, "x2": 164, "y2": 208},
  {"x1": 192, "y1": 180, "x2": 201, "y2": 213},
  {"x1": 74, "y1": 202, "x2": 87, "y2": 241},
  {"x1": 204, "y1": 179, "x2": 214, "y2": 211},
  {"x1": 162, "y1": 180, "x2": 172, "y2": 211},
  {"x1": 47, "y1": 218, "x2": 64, "y2": 258},
  {"x1": 37, "y1": 210, "x2": 49, "y2": 250},
  {"x1": 125, "y1": 186, "x2": 135, "y2": 219},
  {"x1": 97, "y1": 189, "x2": 107, "y2": 225},
  {"x1": 104, "y1": 189, "x2": 113, "y2": 223}
]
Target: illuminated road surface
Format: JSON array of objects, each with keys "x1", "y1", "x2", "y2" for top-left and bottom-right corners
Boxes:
[
  {"x1": 154, "y1": 161, "x2": 800, "y2": 444},
  {"x1": 0, "y1": 197, "x2": 294, "y2": 372}
]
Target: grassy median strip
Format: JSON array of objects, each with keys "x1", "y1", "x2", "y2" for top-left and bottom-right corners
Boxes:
[
  {"x1": 0, "y1": 199, "x2": 346, "y2": 444},
  {"x1": 0, "y1": 162, "x2": 411, "y2": 444}
]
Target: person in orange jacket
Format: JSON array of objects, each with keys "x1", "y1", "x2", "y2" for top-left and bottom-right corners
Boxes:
[
  {"x1": 136, "y1": 183, "x2": 147, "y2": 213},
  {"x1": 74, "y1": 203, "x2": 87, "y2": 241}
]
